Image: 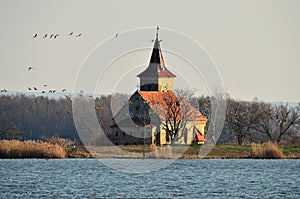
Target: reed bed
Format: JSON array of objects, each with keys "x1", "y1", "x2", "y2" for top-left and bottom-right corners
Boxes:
[
  {"x1": 251, "y1": 141, "x2": 284, "y2": 159},
  {"x1": 0, "y1": 140, "x2": 66, "y2": 158}
]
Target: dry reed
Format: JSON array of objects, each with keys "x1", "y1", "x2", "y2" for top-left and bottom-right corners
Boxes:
[
  {"x1": 0, "y1": 140, "x2": 66, "y2": 158},
  {"x1": 251, "y1": 141, "x2": 284, "y2": 159}
]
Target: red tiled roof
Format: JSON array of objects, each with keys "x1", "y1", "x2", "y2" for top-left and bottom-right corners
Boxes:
[
  {"x1": 137, "y1": 91, "x2": 207, "y2": 122},
  {"x1": 138, "y1": 91, "x2": 178, "y2": 121},
  {"x1": 180, "y1": 99, "x2": 208, "y2": 122}
]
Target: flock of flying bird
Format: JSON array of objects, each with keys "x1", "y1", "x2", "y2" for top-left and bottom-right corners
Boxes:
[
  {"x1": 26, "y1": 66, "x2": 69, "y2": 94},
  {"x1": 0, "y1": 66, "x2": 73, "y2": 95},
  {"x1": 1, "y1": 30, "x2": 155, "y2": 95},
  {"x1": 0, "y1": 32, "x2": 84, "y2": 94},
  {"x1": 32, "y1": 31, "x2": 82, "y2": 39}
]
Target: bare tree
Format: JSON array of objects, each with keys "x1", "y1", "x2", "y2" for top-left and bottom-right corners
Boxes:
[
  {"x1": 254, "y1": 103, "x2": 300, "y2": 144},
  {"x1": 158, "y1": 89, "x2": 201, "y2": 143},
  {"x1": 225, "y1": 98, "x2": 263, "y2": 145},
  {"x1": 0, "y1": 124, "x2": 23, "y2": 140}
]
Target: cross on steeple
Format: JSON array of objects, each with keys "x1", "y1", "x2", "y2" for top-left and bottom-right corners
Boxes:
[{"x1": 137, "y1": 26, "x2": 176, "y2": 92}]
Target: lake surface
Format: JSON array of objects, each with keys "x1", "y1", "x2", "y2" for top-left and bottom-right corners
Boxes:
[{"x1": 0, "y1": 159, "x2": 299, "y2": 198}]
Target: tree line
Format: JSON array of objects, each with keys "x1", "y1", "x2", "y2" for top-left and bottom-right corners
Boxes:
[
  {"x1": 0, "y1": 93, "x2": 299, "y2": 145},
  {"x1": 200, "y1": 96, "x2": 300, "y2": 145}
]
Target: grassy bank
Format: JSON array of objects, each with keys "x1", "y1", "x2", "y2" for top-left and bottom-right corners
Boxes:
[
  {"x1": 183, "y1": 143, "x2": 300, "y2": 159},
  {"x1": 90, "y1": 143, "x2": 300, "y2": 159},
  {"x1": 1, "y1": 139, "x2": 299, "y2": 159}
]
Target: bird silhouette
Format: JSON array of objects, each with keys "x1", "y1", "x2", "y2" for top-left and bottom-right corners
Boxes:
[
  {"x1": 69, "y1": 32, "x2": 73, "y2": 36},
  {"x1": 28, "y1": 87, "x2": 32, "y2": 91},
  {"x1": 62, "y1": 89, "x2": 67, "y2": 92},
  {"x1": 28, "y1": 66, "x2": 33, "y2": 71},
  {"x1": 33, "y1": 87, "x2": 38, "y2": 90},
  {"x1": 42, "y1": 91, "x2": 45, "y2": 93},
  {"x1": 44, "y1": 84, "x2": 48, "y2": 87},
  {"x1": 76, "y1": 33, "x2": 82, "y2": 37},
  {"x1": 115, "y1": 33, "x2": 119, "y2": 38},
  {"x1": 50, "y1": 34, "x2": 54, "y2": 39},
  {"x1": 49, "y1": 90, "x2": 52, "y2": 93},
  {"x1": 1, "y1": 89, "x2": 7, "y2": 92},
  {"x1": 52, "y1": 90, "x2": 56, "y2": 93},
  {"x1": 54, "y1": 34, "x2": 59, "y2": 39},
  {"x1": 43, "y1": 34, "x2": 47, "y2": 38},
  {"x1": 33, "y1": 34, "x2": 38, "y2": 38}
]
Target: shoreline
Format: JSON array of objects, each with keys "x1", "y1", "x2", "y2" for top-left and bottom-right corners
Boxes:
[{"x1": 1, "y1": 140, "x2": 299, "y2": 159}]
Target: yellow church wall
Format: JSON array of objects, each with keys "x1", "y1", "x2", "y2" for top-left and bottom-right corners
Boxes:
[
  {"x1": 199, "y1": 121, "x2": 206, "y2": 136},
  {"x1": 157, "y1": 120, "x2": 206, "y2": 145},
  {"x1": 158, "y1": 78, "x2": 174, "y2": 92},
  {"x1": 159, "y1": 127, "x2": 167, "y2": 145}
]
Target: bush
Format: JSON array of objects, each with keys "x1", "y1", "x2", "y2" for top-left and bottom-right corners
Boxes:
[
  {"x1": 251, "y1": 141, "x2": 284, "y2": 159},
  {"x1": 0, "y1": 140, "x2": 66, "y2": 158}
]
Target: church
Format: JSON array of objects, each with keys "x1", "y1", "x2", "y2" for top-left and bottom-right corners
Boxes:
[{"x1": 110, "y1": 27, "x2": 207, "y2": 145}]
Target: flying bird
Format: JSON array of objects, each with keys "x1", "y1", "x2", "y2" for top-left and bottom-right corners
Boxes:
[
  {"x1": 43, "y1": 34, "x2": 47, "y2": 38},
  {"x1": 28, "y1": 66, "x2": 33, "y2": 71},
  {"x1": 76, "y1": 33, "x2": 82, "y2": 37},
  {"x1": 50, "y1": 34, "x2": 54, "y2": 39},
  {"x1": 33, "y1": 87, "x2": 38, "y2": 90},
  {"x1": 33, "y1": 34, "x2": 38, "y2": 38},
  {"x1": 115, "y1": 33, "x2": 118, "y2": 38},
  {"x1": 69, "y1": 32, "x2": 73, "y2": 36},
  {"x1": 44, "y1": 84, "x2": 48, "y2": 87},
  {"x1": 54, "y1": 34, "x2": 59, "y2": 39},
  {"x1": 62, "y1": 89, "x2": 66, "y2": 92},
  {"x1": 42, "y1": 91, "x2": 45, "y2": 93},
  {"x1": 28, "y1": 87, "x2": 32, "y2": 91}
]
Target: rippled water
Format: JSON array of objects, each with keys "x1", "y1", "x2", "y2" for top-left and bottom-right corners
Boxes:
[{"x1": 0, "y1": 159, "x2": 299, "y2": 198}]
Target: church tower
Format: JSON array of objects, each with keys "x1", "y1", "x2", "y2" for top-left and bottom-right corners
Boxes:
[{"x1": 137, "y1": 26, "x2": 176, "y2": 92}]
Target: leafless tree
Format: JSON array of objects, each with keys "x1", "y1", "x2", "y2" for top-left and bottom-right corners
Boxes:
[
  {"x1": 153, "y1": 88, "x2": 201, "y2": 143},
  {"x1": 0, "y1": 124, "x2": 23, "y2": 140},
  {"x1": 226, "y1": 98, "x2": 264, "y2": 145},
  {"x1": 254, "y1": 103, "x2": 300, "y2": 144}
]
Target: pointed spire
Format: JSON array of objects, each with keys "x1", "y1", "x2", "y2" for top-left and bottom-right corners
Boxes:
[
  {"x1": 137, "y1": 26, "x2": 176, "y2": 78},
  {"x1": 150, "y1": 26, "x2": 165, "y2": 70}
]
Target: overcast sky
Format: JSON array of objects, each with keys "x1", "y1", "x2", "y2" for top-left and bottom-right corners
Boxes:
[{"x1": 0, "y1": 0, "x2": 299, "y2": 102}]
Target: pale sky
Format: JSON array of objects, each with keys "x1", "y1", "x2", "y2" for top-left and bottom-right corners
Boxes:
[{"x1": 0, "y1": 0, "x2": 299, "y2": 102}]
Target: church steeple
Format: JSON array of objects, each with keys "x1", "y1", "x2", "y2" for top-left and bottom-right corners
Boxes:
[
  {"x1": 149, "y1": 26, "x2": 165, "y2": 69},
  {"x1": 137, "y1": 26, "x2": 176, "y2": 92}
]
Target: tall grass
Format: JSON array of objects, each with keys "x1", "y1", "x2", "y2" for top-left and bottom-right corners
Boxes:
[
  {"x1": 0, "y1": 140, "x2": 66, "y2": 158},
  {"x1": 251, "y1": 141, "x2": 284, "y2": 159}
]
